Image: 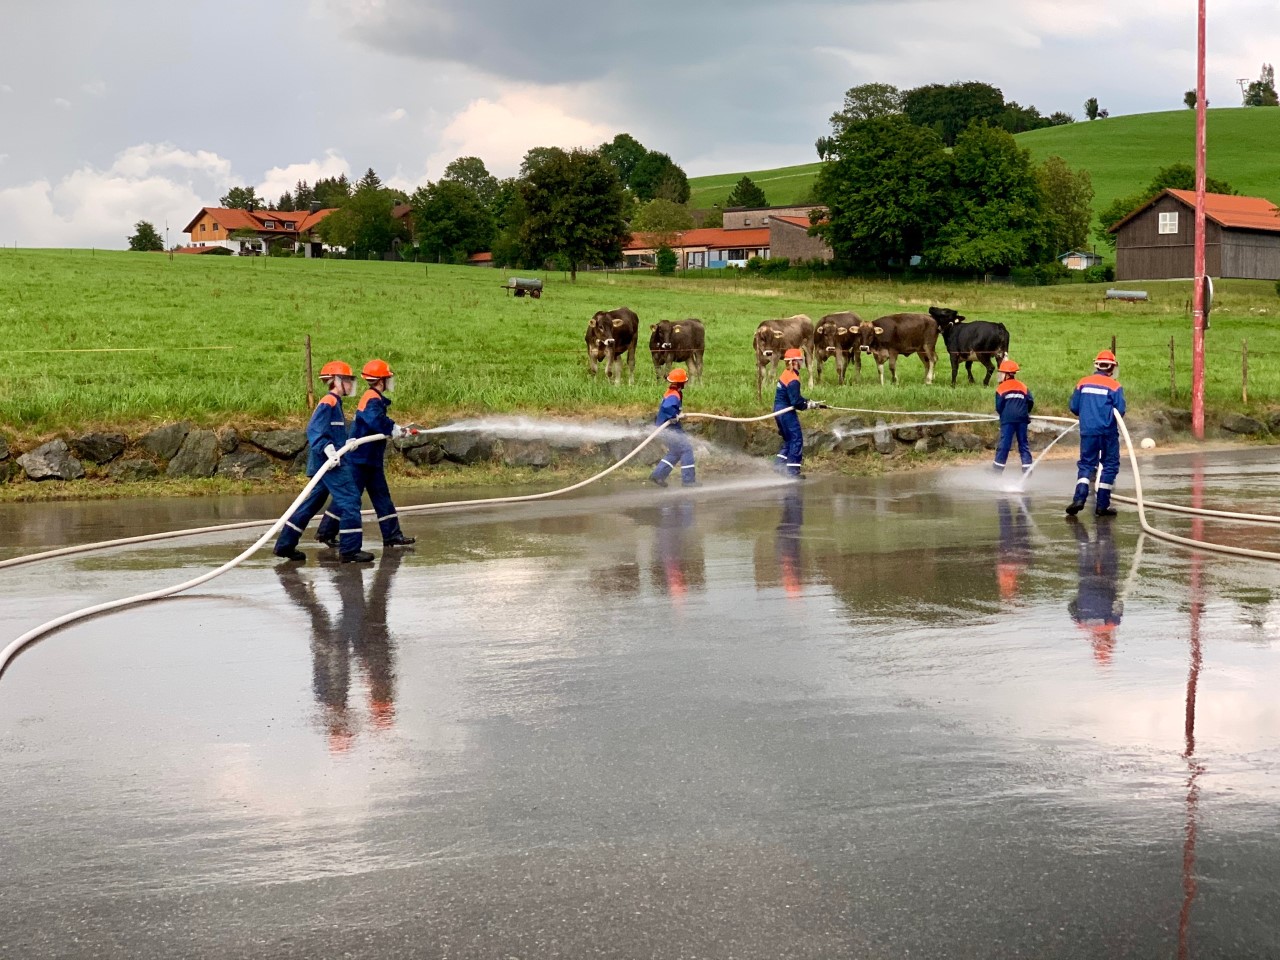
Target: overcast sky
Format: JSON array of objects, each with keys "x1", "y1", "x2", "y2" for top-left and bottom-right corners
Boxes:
[{"x1": 1, "y1": 0, "x2": 1276, "y2": 248}]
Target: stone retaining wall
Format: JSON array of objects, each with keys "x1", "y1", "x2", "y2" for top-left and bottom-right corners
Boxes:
[{"x1": 0, "y1": 408, "x2": 1253, "y2": 487}]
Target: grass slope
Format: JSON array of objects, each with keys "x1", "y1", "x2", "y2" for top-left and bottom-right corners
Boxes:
[
  {"x1": 689, "y1": 109, "x2": 1280, "y2": 221},
  {"x1": 2, "y1": 250, "x2": 1278, "y2": 439}
]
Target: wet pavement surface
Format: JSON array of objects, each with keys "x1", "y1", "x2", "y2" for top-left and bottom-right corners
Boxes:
[{"x1": 2, "y1": 451, "x2": 1279, "y2": 958}]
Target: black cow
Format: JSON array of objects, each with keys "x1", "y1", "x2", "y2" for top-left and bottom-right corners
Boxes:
[
  {"x1": 586, "y1": 307, "x2": 640, "y2": 383},
  {"x1": 813, "y1": 311, "x2": 863, "y2": 385},
  {"x1": 928, "y1": 306, "x2": 1010, "y2": 386},
  {"x1": 649, "y1": 318, "x2": 706, "y2": 381}
]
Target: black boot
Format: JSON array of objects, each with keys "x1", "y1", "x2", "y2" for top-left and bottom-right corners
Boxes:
[
  {"x1": 384, "y1": 535, "x2": 416, "y2": 547},
  {"x1": 1065, "y1": 499, "x2": 1086, "y2": 516},
  {"x1": 340, "y1": 550, "x2": 375, "y2": 563},
  {"x1": 650, "y1": 475, "x2": 668, "y2": 488},
  {"x1": 274, "y1": 547, "x2": 306, "y2": 562},
  {"x1": 1095, "y1": 506, "x2": 1118, "y2": 517},
  {"x1": 317, "y1": 535, "x2": 338, "y2": 549}
]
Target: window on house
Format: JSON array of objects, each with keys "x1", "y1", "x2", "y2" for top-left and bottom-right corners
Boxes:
[
  {"x1": 200, "y1": 224, "x2": 206, "y2": 233},
  {"x1": 212, "y1": 222, "x2": 219, "y2": 232},
  {"x1": 1158, "y1": 212, "x2": 1178, "y2": 235},
  {"x1": 263, "y1": 220, "x2": 275, "y2": 229},
  {"x1": 284, "y1": 221, "x2": 295, "y2": 229},
  {"x1": 744, "y1": 218, "x2": 751, "y2": 226}
]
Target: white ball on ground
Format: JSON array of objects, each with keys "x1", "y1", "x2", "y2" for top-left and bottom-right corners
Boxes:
[{"x1": 1140, "y1": 437, "x2": 1157, "y2": 450}]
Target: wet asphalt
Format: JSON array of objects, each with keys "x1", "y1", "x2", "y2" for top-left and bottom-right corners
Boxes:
[{"x1": 2, "y1": 451, "x2": 1279, "y2": 959}]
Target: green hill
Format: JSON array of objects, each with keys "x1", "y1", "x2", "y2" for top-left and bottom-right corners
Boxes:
[{"x1": 690, "y1": 109, "x2": 1280, "y2": 218}]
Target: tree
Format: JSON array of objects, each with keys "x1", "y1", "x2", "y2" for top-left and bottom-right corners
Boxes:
[
  {"x1": 128, "y1": 220, "x2": 164, "y2": 252},
  {"x1": 1244, "y1": 63, "x2": 1279, "y2": 106},
  {"x1": 1095, "y1": 162, "x2": 1238, "y2": 247},
  {"x1": 294, "y1": 179, "x2": 315, "y2": 208},
  {"x1": 441, "y1": 156, "x2": 499, "y2": 209},
  {"x1": 926, "y1": 124, "x2": 1049, "y2": 272},
  {"x1": 656, "y1": 246, "x2": 677, "y2": 276},
  {"x1": 631, "y1": 198, "x2": 694, "y2": 249},
  {"x1": 630, "y1": 151, "x2": 690, "y2": 203},
  {"x1": 998, "y1": 101, "x2": 1051, "y2": 134},
  {"x1": 814, "y1": 114, "x2": 951, "y2": 268},
  {"x1": 1083, "y1": 97, "x2": 1101, "y2": 120},
  {"x1": 1048, "y1": 111, "x2": 1075, "y2": 126},
  {"x1": 358, "y1": 167, "x2": 383, "y2": 191},
  {"x1": 491, "y1": 177, "x2": 537, "y2": 268},
  {"x1": 316, "y1": 180, "x2": 407, "y2": 258},
  {"x1": 410, "y1": 179, "x2": 494, "y2": 263},
  {"x1": 519, "y1": 148, "x2": 628, "y2": 281},
  {"x1": 276, "y1": 192, "x2": 295, "y2": 212},
  {"x1": 313, "y1": 175, "x2": 351, "y2": 208},
  {"x1": 1184, "y1": 90, "x2": 1198, "y2": 109},
  {"x1": 1036, "y1": 155, "x2": 1094, "y2": 253},
  {"x1": 520, "y1": 146, "x2": 565, "y2": 178},
  {"x1": 695, "y1": 206, "x2": 723, "y2": 228},
  {"x1": 599, "y1": 133, "x2": 648, "y2": 189},
  {"x1": 219, "y1": 185, "x2": 262, "y2": 210},
  {"x1": 902, "y1": 81, "x2": 1005, "y2": 146},
  {"x1": 725, "y1": 176, "x2": 768, "y2": 208},
  {"x1": 828, "y1": 83, "x2": 903, "y2": 137}
]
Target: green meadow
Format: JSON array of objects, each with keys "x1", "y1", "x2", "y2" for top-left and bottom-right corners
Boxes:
[
  {"x1": 689, "y1": 109, "x2": 1280, "y2": 221},
  {"x1": 1, "y1": 250, "x2": 1278, "y2": 442}
]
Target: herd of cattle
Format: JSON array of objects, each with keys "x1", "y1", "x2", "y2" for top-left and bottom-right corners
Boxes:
[{"x1": 585, "y1": 306, "x2": 1012, "y2": 397}]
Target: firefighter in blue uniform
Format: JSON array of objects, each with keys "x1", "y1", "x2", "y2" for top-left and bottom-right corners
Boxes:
[
  {"x1": 649, "y1": 367, "x2": 698, "y2": 487},
  {"x1": 773, "y1": 348, "x2": 827, "y2": 478},
  {"x1": 273, "y1": 360, "x2": 371, "y2": 564},
  {"x1": 318, "y1": 359, "x2": 417, "y2": 549},
  {"x1": 1066, "y1": 350, "x2": 1126, "y2": 517},
  {"x1": 992, "y1": 358, "x2": 1034, "y2": 475}
]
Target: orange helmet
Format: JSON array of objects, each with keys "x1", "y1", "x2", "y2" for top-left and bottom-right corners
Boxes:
[
  {"x1": 666, "y1": 368, "x2": 689, "y2": 384},
  {"x1": 319, "y1": 360, "x2": 352, "y2": 378},
  {"x1": 1095, "y1": 350, "x2": 1117, "y2": 366},
  {"x1": 998, "y1": 359, "x2": 1019, "y2": 374},
  {"x1": 783, "y1": 348, "x2": 804, "y2": 361},
  {"x1": 362, "y1": 359, "x2": 393, "y2": 380}
]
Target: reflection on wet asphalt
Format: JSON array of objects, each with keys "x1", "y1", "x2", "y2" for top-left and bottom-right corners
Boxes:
[{"x1": 2, "y1": 451, "x2": 1280, "y2": 958}]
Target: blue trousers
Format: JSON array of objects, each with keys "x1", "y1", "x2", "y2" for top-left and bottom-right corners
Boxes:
[
  {"x1": 318, "y1": 462, "x2": 405, "y2": 543},
  {"x1": 1074, "y1": 431, "x2": 1121, "y2": 510},
  {"x1": 994, "y1": 423, "x2": 1032, "y2": 471},
  {"x1": 775, "y1": 412, "x2": 803, "y2": 476},
  {"x1": 276, "y1": 464, "x2": 363, "y2": 554},
  {"x1": 651, "y1": 433, "x2": 696, "y2": 485}
]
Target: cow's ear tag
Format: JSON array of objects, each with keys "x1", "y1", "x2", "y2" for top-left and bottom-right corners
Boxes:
[
  {"x1": 673, "y1": 325, "x2": 682, "y2": 333},
  {"x1": 650, "y1": 324, "x2": 657, "y2": 330},
  {"x1": 874, "y1": 326, "x2": 884, "y2": 335},
  {"x1": 837, "y1": 327, "x2": 847, "y2": 335}
]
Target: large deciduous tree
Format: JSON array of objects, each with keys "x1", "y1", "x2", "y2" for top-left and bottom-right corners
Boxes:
[
  {"x1": 1095, "y1": 163, "x2": 1237, "y2": 247},
  {"x1": 441, "y1": 156, "x2": 500, "y2": 209},
  {"x1": 128, "y1": 220, "x2": 164, "y2": 251},
  {"x1": 902, "y1": 81, "x2": 1005, "y2": 146},
  {"x1": 828, "y1": 83, "x2": 903, "y2": 137},
  {"x1": 725, "y1": 176, "x2": 768, "y2": 208},
  {"x1": 1036, "y1": 155, "x2": 1094, "y2": 254},
  {"x1": 1244, "y1": 63, "x2": 1278, "y2": 105},
  {"x1": 631, "y1": 198, "x2": 694, "y2": 249},
  {"x1": 410, "y1": 180, "x2": 494, "y2": 263},
  {"x1": 316, "y1": 180, "x2": 407, "y2": 258},
  {"x1": 219, "y1": 185, "x2": 262, "y2": 210},
  {"x1": 599, "y1": 133, "x2": 648, "y2": 189},
  {"x1": 630, "y1": 151, "x2": 690, "y2": 203},
  {"x1": 814, "y1": 115, "x2": 951, "y2": 268},
  {"x1": 926, "y1": 124, "x2": 1048, "y2": 272},
  {"x1": 519, "y1": 148, "x2": 628, "y2": 281}
]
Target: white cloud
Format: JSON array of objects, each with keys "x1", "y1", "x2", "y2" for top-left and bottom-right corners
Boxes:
[
  {"x1": 52, "y1": 97, "x2": 71, "y2": 109},
  {"x1": 110, "y1": 142, "x2": 234, "y2": 183},
  {"x1": 384, "y1": 107, "x2": 406, "y2": 122},
  {"x1": 0, "y1": 84, "x2": 12, "y2": 94},
  {"x1": 256, "y1": 150, "x2": 352, "y2": 201},
  {"x1": 81, "y1": 80, "x2": 107, "y2": 97},
  {"x1": 428, "y1": 90, "x2": 614, "y2": 178},
  {"x1": 0, "y1": 154, "x2": 8, "y2": 166}
]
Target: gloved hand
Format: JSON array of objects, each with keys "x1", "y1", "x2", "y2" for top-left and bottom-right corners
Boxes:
[
  {"x1": 674, "y1": 413, "x2": 686, "y2": 422},
  {"x1": 392, "y1": 424, "x2": 407, "y2": 439},
  {"x1": 811, "y1": 402, "x2": 829, "y2": 410},
  {"x1": 323, "y1": 443, "x2": 341, "y2": 469}
]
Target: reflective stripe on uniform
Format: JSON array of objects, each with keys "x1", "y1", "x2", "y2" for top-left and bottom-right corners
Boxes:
[
  {"x1": 680, "y1": 463, "x2": 695, "y2": 470},
  {"x1": 1081, "y1": 386, "x2": 1111, "y2": 396},
  {"x1": 324, "y1": 511, "x2": 339, "y2": 521},
  {"x1": 284, "y1": 521, "x2": 302, "y2": 532},
  {"x1": 377, "y1": 512, "x2": 398, "y2": 521},
  {"x1": 660, "y1": 459, "x2": 674, "y2": 468},
  {"x1": 1097, "y1": 481, "x2": 1113, "y2": 490},
  {"x1": 339, "y1": 528, "x2": 362, "y2": 534}
]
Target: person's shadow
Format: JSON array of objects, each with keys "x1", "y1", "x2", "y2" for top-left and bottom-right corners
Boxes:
[
  {"x1": 1067, "y1": 519, "x2": 1123, "y2": 665},
  {"x1": 275, "y1": 551, "x2": 404, "y2": 752}
]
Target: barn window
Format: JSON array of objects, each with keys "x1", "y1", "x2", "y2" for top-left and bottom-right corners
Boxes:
[
  {"x1": 1159, "y1": 212, "x2": 1179, "y2": 235},
  {"x1": 744, "y1": 218, "x2": 751, "y2": 226},
  {"x1": 200, "y1": 223, "x2": 206, "y2": 233}
]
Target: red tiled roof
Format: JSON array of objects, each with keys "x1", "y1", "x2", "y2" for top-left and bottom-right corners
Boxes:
[
  {"x1": 183, "y1": 206, "x2": 337, "y2": 236},
  {"x1": 467, "y1": 251, "x2": 493, "y2": 262},
  {"x1": 624, "y1": 226, "x2": 771, "y2": 251},
  {"x1": 771, "y1": 214, "x2": 826, "y2": 229},
  {"x1": 1109, "y1": 190, "x2": 1280, "y2": 234}
]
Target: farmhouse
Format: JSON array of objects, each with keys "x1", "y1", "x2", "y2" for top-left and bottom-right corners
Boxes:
[
  {"x1": 183, "y1": 205, "x2": 338, "y2": 257},
  {"x1": 1058, "y1": 249, "x2": 1103, "y2": 270},
  {"x1": 1109, "y1": 189, "x2": 1280, "y2": 281},
  {"x1": 621, "y1": 205, "x2": 832, "y2": 269}
]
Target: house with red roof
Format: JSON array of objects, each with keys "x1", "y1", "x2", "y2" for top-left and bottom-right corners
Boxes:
[
  {"x1": 1109, "y1": 189, "x2": 1280, "y2": 280},
  {"x1": 182, "y1": 205, "x2": 339, "y2": 257},
  {"x1": 622, "y1": 204, "x2": 832, "y2": 270}
]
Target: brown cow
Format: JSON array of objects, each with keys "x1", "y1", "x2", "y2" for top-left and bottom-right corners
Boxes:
[
  {"x1": 854, "y1": 313, "x2": 939, "y2": 385},
  {"x1": 585, "y1": 307, "x2": 639, "y2": 383},
  {"x1": 752, "y1": 314, "x2": 815, "y2": 399},
  {"x1": 649, "y1": 318, "x2": 706, "y2": 381},
  {"x1": 813, "y1": 311, "x2": 863, "y2": 386}
]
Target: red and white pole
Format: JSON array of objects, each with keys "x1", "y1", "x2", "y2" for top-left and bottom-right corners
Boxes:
[{"x1": 1191, "y1": 0, "x2": 1208, "y2": 438}]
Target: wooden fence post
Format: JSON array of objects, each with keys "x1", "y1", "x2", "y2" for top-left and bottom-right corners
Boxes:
[
  {"x1": 1242, "y1": 339, "x2": 1248, "y2": 405},
  {"x1": 304, "y1": 335, "x2": 315, "y2": 410},
  {"x1": 1169, "y1": 336, "x2": 1176, "y2": 401},
  {"x1": 1110, "y1": 333, "x2": 1117, "y2": 356}
]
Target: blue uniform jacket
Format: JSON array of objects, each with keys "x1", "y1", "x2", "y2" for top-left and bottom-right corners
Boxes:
[
  {"x1": 347, "y1": 389, "x2": 397, "y2": 466},
  {"x1": 773, "y1": 369, "x2": 810, "y2": 412},
  {"x1": 655, "y1": 388, "x2": 684, "y2": 430},
  {"x1": 995, "y1": 378, "x2": 1034, "y2": 425},
  {"x1": 1070, "y1": 373, "x2": 1126, "y2": 436},
  {"x1": 305, "y1": 392, "x2": 349, "y2": 476}
]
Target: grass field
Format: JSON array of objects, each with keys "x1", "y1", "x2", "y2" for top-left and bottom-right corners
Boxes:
[
  {"x1": 2, "y1": 250, "x2": 1279, "y2": 442},
  {"x1": 688, "y1": 109, "x2": 1280, "y2": 223}
]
